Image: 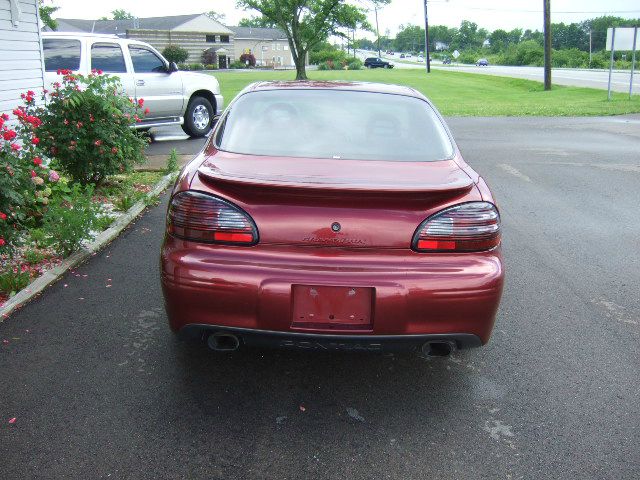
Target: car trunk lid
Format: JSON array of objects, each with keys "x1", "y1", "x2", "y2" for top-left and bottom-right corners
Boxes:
[{"x1": 195, "y1": 152, "x2": 477, "y2": 249}]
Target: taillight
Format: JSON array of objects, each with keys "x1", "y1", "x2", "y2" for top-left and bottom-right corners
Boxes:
[
  {"x1": 412, "y1": 202, "x2": 501, "y2": 252},
  {"x1": 167, "y1": 191, "x2": 258, "y2": 245}
]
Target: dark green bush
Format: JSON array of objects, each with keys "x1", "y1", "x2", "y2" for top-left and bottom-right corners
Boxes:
[
  {"x1": 310, "y1": 48, "x2": 347, "y2": 65},
  {"x1": 36, "y1": 71, "x2": 147, "y2": 185},
  {"x1": 162, "y1": 45, "x2": 189, "y2": 64},
  {"x1": 346, "y1": 58, "x2": 363, "y2": 70}
]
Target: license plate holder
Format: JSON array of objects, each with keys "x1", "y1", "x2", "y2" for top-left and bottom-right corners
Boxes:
[{"x1": 291, "y1": 285, "x2": 373, "y2": 331}]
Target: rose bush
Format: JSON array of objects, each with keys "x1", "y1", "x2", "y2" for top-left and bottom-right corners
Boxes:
[
  {"x1": 35, "y1": 69, "x2": 148, "y2": 185},
  {"x1": 0, "y1": 97, "x2": 55, "y2": 253}
]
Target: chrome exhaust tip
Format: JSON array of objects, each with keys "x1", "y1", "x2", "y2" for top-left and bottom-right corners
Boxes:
[
  {"x1": 421, "y1": 341, "x2": 455, "y2": 357},
  {"x1": 207, "y1": 333, "x2": 240, "y2": 352}
]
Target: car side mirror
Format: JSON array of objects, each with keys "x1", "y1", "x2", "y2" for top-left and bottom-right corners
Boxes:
[{"x1": 168, "y1": 61, "x2": 178, "y2": 73}]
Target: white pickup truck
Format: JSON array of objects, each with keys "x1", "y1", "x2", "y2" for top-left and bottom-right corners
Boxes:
[{"x1": 42, "y1": 32, "x2": 224, "y2": 137}]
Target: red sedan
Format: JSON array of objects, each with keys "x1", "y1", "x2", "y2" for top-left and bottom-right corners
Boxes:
[{"x1": 161, "y1": 81, "x2": 504, "y2": 356}]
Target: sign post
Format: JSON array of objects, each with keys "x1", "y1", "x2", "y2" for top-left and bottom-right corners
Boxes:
[
  {"x1": 606, "y1": 27, "x2": 640, "y2": 100},
  {"x1": 630, "y1": 26, "x2": 638, "y2": 99},
  {"x1": 608, "y1": 27, "x2": 616, "y2": 101}
]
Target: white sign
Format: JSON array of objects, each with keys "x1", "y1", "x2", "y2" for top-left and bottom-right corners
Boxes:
[
  {"x1": 606, "y1": 27, "x2": 639, "y2": 51},
  {"x1": 452, "y1": 50, "x2": 460, "y2": 59}
]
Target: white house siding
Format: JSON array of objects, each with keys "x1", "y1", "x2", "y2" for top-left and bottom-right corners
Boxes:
[
  {"x1": 126, "y1": 30, "x2": 235, "y2": 64},
  {"x1": 0, "y1": 0, "x2": 45, "y2": 122}
]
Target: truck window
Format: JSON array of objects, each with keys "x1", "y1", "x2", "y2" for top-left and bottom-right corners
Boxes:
[
  {"x1": 129, "y1": 46, "x2": 166, "y2": 73},
  {"x1": 43, "y1": 39, "x2": 81, "y2": 71},
  {"x1": 91, "y1": 43, "x2": 127, "y2": 73}
]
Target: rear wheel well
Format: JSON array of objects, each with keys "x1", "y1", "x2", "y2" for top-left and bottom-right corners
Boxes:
[{"x1": 188, "y1": 90, "x2": 216, "y2": 113}]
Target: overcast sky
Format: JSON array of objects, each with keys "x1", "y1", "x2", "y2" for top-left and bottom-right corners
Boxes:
[{"x1": 50, "y1": 0, "x2": 640, "y2": 35}]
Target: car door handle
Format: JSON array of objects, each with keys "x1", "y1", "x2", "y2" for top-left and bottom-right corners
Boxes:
[{"x1": 136, "y1": 80, "x2": 145, "y2": 86}]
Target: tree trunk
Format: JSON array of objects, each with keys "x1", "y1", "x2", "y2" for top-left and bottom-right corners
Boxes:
[{"x1": 295, "y1": 53, "x2": 307, "y2": 80}]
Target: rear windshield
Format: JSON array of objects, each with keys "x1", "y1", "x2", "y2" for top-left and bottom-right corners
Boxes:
[{"x1": 216, "y1": 89, "x2": 454, "y2": 162}]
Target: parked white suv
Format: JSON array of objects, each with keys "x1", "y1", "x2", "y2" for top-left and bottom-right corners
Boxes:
[{"x1": 42, "y1": 32, "x2": 223, "y2": 137}]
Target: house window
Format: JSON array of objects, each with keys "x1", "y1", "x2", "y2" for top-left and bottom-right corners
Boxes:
[
  {"x1": 272, "y1": 43, "x2": 275, "y2": 51},
  {"x1": 283, "y1": 45, "x2": 288, "y2": 50},
  {"x1": 91, "y1": 43, "x2": 127, "y2": 73},
  {"x1": 43, "y1": 39, "x2": 81, "y2": 71},
  {"x1": 220, "y1": 35, "x2": 229, "y2": 43},
  {"x1": 206, "y1": 35, "x2": 216, "y2": 43}
]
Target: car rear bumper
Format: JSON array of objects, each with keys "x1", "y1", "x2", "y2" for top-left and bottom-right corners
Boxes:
[
  {"x1": 179, "y1": 324, "x2": 482, "y2": 352},
  {"x1": 161, "y1": 238, "x2": 504, "y2": 345}
]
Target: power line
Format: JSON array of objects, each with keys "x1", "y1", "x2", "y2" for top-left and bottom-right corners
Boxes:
[{"x1": 437, "y1": 6, "x2": 640, "y2": 14}]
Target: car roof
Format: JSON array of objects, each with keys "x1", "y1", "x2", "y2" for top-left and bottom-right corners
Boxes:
[
  {"x1": 41, "y1": 32, "x2": 151, "y2": 47},
  {"x1": 242, "y1": 81, "x2": 423, "y2": 100}
]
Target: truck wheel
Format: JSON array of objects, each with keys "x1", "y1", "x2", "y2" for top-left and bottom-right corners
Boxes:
[{"x1": 182, "y1": 96, "x2": 213, "y2": 138}]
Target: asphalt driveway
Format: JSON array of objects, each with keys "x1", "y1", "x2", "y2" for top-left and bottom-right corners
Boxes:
[{"x1": 1, "y1": 116, "x2": 639, "y2": 479}]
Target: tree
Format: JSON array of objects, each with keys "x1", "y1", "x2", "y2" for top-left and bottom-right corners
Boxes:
[
  {"x1": 367, "y1": 0, "x2": 391, "y2": 57},
  {"x1": 162, "y1": 45, "x2": 189, "y2": 64},
  {"x1": 111, "y1": 9, "x2": 134, "y2": 20},
  {"x1": 38, "y1": 0, "x2": 58, "y2": 30},
  {"x1": 236, "y1": 0, "x2": 369, "y2": 80},
  {"x1": 238, "y1": 16, "x2": 277, "y2": 28},
  {"x1": 205, "y1": 10, "x2": 226, "y2": 22}
]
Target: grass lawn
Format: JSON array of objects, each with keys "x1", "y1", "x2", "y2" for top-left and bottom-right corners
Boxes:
[{"x1": 211, "y1": 68, "x2": 640, "y2": 116}]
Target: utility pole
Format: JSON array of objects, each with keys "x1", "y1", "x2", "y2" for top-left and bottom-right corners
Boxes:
[
  {"x1": 543, "y1": 0, "x2": 551, "y2": 90},
  {"x1": 589, "y1": 29, "x2": 592, "y2": 68},
  {"x1": 374, "y1": 6, "x2": 381, "y2": 58},
  {"x1": 423, "y1": 0, "x2": 431, "y2": 73}
]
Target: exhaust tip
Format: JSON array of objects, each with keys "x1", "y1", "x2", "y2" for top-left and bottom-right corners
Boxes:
[
  {"x1": 207, "y1": 333, "x2": 240, "y2": 352},
  {"x1": 421, "y1": 341, "x2": 455, "y2": 357}
]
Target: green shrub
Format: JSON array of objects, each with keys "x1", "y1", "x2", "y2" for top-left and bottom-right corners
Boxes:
[
  {"x1": 457, "y1": 51, "x2": 481, "y2": 64},
  {"x1": 162, "y1": 45, "x2": 189, "y2": 64},
  {"x1": 204, "y1": 64, "x2": 217, "y2": 70},
  {"x1": 42, "y1": 183, "x2": 101, "y2": 256},
  {"x1": 309, "y1": 48, "x2": 347, "y2": 65},
  {"x1": 229, "y1": 60, "x2": 248, "y2": 69},
  {"x1": 23, "y1": 248, "x2": 46, "y2": 265},
  {"x1": 178, "y1": 63, "x2": 190, "y2": 71},
  {"x1": 114, "y1": 194, "x2": 136, "y2": 212},
  {"x1": 347, "y1": 58, "x2": 363, "y2": 70},
  {"x1": 552, "y1": 48, "x2": 589, "y2": 68},
  {"x1": 0, "y1": 270, "x2": 30, "y2": 296},
  {"x1": 189, "y1": 63, "x2": 205, "y2": 71},
  {"x1": 36, "y1": 70, "x2": 148, "y2": 185},
  {"x1": 165, "y1": 148, "x2": 180, "y2": 174}
]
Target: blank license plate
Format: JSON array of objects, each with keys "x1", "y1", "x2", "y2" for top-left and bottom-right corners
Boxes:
[{"x1": 291, "y1": 285, "x2": 373, "y2": 331}]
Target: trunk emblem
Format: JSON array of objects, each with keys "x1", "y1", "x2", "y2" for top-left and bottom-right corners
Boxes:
[{"x1": 331, "y1": 222, "x2": 341, "y2": 232}]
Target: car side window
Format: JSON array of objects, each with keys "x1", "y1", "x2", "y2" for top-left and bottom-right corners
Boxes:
[
  {"x1": 43, "y1": 39, "x2": 81, "y2": 71},
  {"x1": 129, "y1": 46, "x2": 166, "y2": 73},
  {"x1": 91, "y1": 43, "x2": 127, "y2": 73}
]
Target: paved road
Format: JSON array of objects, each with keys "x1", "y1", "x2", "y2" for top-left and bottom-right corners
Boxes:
[
  {"x1": 2, "y1": 116, "x2": 640, "y2": 479},
  {"x1": 358, "y1": 49, "x2": 640, "y2": 93}
]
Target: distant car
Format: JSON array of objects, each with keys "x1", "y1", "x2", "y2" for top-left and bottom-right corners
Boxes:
[
  {"x1": 476, "y1": 58, "x2": 489, "y2": 66},
  {"x1": 417, "y1": 57, "x2": 424, "y2": 62},
  {"x1": 161, "y1": 81, "x2": 504, "y2": 355},
  {"x1": 389, "y1": 51, "x2": 395, "y2": 55},
  {"x1": 364, "y1": 57, "x2": 393, "y2": 69},
  {"x1": 399, "y1": 53, "x2": 405, "y2": 58},
  {"x1": 443, "y1": 57, "x2": 452, "y2": 65},
  {"x1": 406, "y1": 54, "x2": 412, "y2": 58}
]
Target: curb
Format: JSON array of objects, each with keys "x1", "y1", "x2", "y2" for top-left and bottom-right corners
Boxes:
[{"x1": 0, "y1": 171, "x2": 178, "y2": 321}]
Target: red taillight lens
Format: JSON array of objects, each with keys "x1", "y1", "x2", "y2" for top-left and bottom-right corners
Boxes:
[
  {"x1": 167, "y1": 191, "x2": 258, "y2": 245},
  {"x1": 413, "y1": 202, "x2": 501, "y2": 252}
]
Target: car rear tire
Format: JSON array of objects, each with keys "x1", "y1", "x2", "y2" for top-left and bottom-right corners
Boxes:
[{"x1": 182, "y1": 96, "x2": 214, "y2": 138}]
